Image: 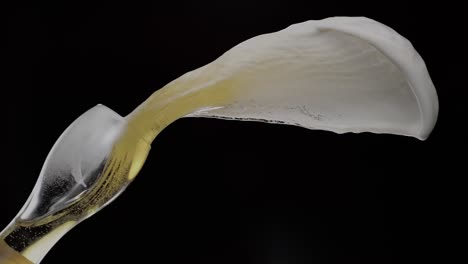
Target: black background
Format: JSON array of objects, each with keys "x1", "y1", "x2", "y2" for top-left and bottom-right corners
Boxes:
[{"x1": 3, "y1": 1, "x2": 464, "y2": 263}]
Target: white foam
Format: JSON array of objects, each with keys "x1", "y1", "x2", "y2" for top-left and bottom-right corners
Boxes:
[{"x1": 183, "y1": 17, "x2": 438, "y2": 140}]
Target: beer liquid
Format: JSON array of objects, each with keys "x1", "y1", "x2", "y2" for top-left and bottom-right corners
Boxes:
[
  {"x1": 0, "y1": 66, "x2": 238, "y2": 263},
  {"x1": 1, "y1": 17, "x2": 434, "y2": 263}
]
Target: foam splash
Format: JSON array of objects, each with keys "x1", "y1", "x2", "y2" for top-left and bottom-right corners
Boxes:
[{"x1": 126, "y1": 17, "x2": 438, "y2": 143}]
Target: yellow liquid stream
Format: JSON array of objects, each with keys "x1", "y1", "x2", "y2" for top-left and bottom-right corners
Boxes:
[
  {"x1": 0, "y1": 64, "x2": 237, "y2": 263},
  {"x1": 1, "y1": 17, "x2": 435, "y2": 263}
]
